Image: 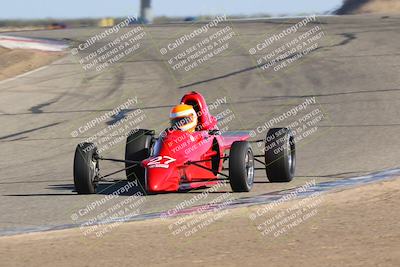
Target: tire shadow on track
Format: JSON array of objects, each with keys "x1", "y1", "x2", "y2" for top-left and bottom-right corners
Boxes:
[
  {"x1": 3, "y1": 181, "x2": 141, "y2": 197},
  {"x1": 1, "y1": 170, "x2": 373, "y2": 197}
]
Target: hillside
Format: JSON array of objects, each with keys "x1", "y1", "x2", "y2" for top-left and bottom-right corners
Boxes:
[{"x1": 336, "y1": 0, "x2": 400, "y2": 14}]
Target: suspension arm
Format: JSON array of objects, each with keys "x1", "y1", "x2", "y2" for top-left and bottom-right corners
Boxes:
[{"x1": 186, "y1": 161, "x2": 230, "y2": 178}]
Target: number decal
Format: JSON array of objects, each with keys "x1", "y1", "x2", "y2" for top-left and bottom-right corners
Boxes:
[
  {"x1": 147, "y1": 156, "x2": 176, "y2": 169},
  {"x1": 164, "y1": 156, "x2": 176, "y2": 164},
  {"x1": 147, "y1": 156, "x2": 162, "y2": 167}
]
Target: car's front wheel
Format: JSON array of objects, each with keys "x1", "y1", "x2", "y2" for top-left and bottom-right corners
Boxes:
[
  {"x1": 265, "y1": 128, "x2": 295, "y2": 182},
  {"x1": 73, "y1": 142, "x2": 99, "y2": 194},
  {"x1": 125, "y1": 129, "x2": 154, "y2": 188},
  {"x1": 229, "y1": 141, "x2": 255, "y2": 192}
]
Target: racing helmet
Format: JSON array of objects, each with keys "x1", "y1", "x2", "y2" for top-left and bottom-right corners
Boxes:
[{"x1": 170, "y1": 103, "x2": 198, "y2": 132}]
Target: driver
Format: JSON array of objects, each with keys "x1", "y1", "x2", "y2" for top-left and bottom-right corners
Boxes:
[{"x1": 169, "y1": 103, "x2": 198, "y2": 133}]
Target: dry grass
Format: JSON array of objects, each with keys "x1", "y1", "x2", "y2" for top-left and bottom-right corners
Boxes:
[{"x1": 0, "y1": 47, "x2": 62, "y2": 81}]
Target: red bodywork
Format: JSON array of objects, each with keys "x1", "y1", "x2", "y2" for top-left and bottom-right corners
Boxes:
[{"x1": 141, "y1": 92, "x2": 249, "y2": 192}]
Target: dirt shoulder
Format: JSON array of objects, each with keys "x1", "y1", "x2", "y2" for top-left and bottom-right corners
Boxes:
[
  {"x1": 0, "y1": 47, "x2": 62, "y2": 81},
  {"x1": 1, "y1": 178, "x2": 399, "y2": 267}
]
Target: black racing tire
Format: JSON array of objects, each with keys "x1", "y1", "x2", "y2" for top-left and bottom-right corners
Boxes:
[
  {"x1": 229, "y1": 141, "x2": 255, "y2": 192},
  {"x1": 73, "y1": 142, "x2": 99, "y2": 194},
  {"x1": 125, "y1": 129, "x2": 154, "y2": 187},
  {"x1": 265, "y1": 128, "x2": 296, "y2": 182}
]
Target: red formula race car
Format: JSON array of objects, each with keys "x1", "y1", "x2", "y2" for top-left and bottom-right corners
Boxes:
[{"x1": 73, "y1": 92, "x2": 296, "y2": 194}]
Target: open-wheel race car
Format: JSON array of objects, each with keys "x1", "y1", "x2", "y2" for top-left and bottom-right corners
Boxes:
[{"x1": 73, "y1": 91, "x2": 296, "y2": 194}]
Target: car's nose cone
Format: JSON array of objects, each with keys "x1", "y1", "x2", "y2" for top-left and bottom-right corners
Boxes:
[{"x1": 145, "y1": 164, "x2": 180, "y2": 192}]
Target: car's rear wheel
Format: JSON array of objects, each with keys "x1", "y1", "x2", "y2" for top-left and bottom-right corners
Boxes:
[
  {"x1": 229, "y1": 141, "x2": 254, "y2": 192},
  {"x1": 125, "y1": 129, "x2": 154, "y2": 188},
  {"x1": 265, "y1": 128, "x2": 296, "y2": 182},
  {"x1": 73, "y1": 142, "x2": 99, "y2": 194}
]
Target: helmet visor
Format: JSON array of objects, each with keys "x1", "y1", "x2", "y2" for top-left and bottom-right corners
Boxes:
[{"x1": 170, "y1": 116, "x2": 194, "y2": 130}]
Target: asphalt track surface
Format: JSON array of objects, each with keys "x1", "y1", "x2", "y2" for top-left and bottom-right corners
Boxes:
[{"x1": 0, "y1": 14, "x2": 399, "y2": 234}]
